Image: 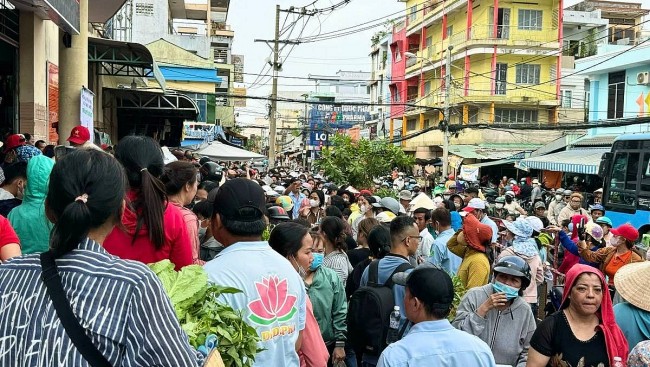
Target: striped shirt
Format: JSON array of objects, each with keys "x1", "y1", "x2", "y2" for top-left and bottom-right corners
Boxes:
[
  {"x1": 0, "y1": 238, "x2": 203, "y2": 367},
  {"x1": 323, "y1": 251, "x2": 353, "y2": 284}
]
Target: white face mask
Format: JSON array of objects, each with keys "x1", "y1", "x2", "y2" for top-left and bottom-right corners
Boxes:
[
  {"x1": 555, "y1": 195, "x2": 563, "y2": 201},
  {"x1": 610, "y1": 236, "x2": 620, "y2": 247},
  {"x1": 309, "y1": 199, "x2": 320, "y2": 208},
  {"x1": 359, "y1": 204, "x2": 367, "y2": 213}
]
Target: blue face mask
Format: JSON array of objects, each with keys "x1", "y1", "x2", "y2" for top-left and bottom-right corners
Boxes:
[
  {"x1": 310, "y1": 252, "x2": 324, "y2": 271},
  {"x1": 492, "y1": 280, "x2": 520, "y2": 300}
]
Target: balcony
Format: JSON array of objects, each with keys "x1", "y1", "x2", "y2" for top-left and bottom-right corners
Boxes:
[
  {"x1": 443, "y1": 25, "x2": 560, "y2": 51},
  {"x1": 404, "y1": 47, "x2": 440, "y2": 76},
  {"x1": 210, "y1": 22, "x2": 234, "y2": 37},
  {"x1": 564, "y1": 10, "x2": 609, "y2": 27}
]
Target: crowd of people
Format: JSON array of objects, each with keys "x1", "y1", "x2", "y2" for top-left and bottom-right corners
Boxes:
[{"x1": 0, "y1": 131, "x2": 649, "y2": 367}]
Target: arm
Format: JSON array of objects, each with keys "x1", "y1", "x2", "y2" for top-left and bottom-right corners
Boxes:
[
  {"x1": 516, "y1": 307, "x2": 538, "y2": 367},
  {"x1": 171, "y1": 213, "x2": 194, "y2": 270},
  {"x1": 577, "y1": 241, "x2": 609, "y2": 264},
  {"x1": 516, "y1": 203, "x2": 527, "y2": 216},
  {"x1": 0, "y1": 243, "x2": 20, "y2": 261},
  {"x1": 446, "y1": 231, "x2": 466, "y2": 258},
  {"x1": 125, "y1": 270, "x2": 204, "y2": 366},
  {"x1": 451, "y1": 290, "x2": 489, "y2": 336},
  {"x1": 546, "y1": 203, "x2": 557, "y2": 225},
  {"x1": 330, "y1": 273, "x2": 348, "y2": 344},
  {"x1": 526, "y1": 348, "x2": 551, "y2": 367},
  {"x1": 557, "y1": 230, "x2": 580, "y2": 257}
]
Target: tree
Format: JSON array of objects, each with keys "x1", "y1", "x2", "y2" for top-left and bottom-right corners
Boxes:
[{"x1": 315, "y1": 134, "x2": 414, "y2": 189}]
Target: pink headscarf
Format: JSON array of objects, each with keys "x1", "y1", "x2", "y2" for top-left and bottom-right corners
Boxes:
[{"x1": 562, "y1": 264, "x2": 629, "y2": 364}]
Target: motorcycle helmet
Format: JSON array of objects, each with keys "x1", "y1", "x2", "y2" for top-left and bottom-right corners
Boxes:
[
  {"x1": 493, "y1": 255, "x2": 532, "y2": 291},
  {"x1": 199, "y1": 157, "x2": 211, "y2": 166},
  {"x1": 495, "y1": 196, "x2": 506, "y2": 204},
  {"x1": 267, "y1": 205, "x2": 290, "y2": 221},
  {"x1": 200, "y1": 161, "x2": 223, "y2": 182}
]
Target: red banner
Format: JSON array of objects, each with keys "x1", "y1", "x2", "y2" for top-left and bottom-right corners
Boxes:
[{"x1": 47, "y1": 62, "x2": 59, "y2": 144}]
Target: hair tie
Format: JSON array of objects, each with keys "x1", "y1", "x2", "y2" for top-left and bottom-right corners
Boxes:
[
  {"x1": 140, "y1": 167, "x2": 148, "y2": 172},
  {"x1": 75, "y1": 194, "x2": 88, "y2": 204}
]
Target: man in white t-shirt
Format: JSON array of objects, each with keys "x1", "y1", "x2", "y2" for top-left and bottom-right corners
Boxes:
[
  {"x1": 412, "y1": 207, "x2": 434, "y2": 265},
  {"x1": 204, "y1": 178, "x2": 307, "y2": 367}
]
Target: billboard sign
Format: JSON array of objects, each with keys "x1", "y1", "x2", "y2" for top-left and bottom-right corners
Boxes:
[
  {"x1": 308, "y1": 103, "x2": 371, "y2": 147},
  {"x1": 232, "y1": 55, "x2": 244, "y2": 83}
]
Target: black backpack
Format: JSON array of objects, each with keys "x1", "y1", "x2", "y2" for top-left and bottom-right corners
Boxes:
[{"x1": 347, "y1": 259, "x2": 412, "y2": 356}]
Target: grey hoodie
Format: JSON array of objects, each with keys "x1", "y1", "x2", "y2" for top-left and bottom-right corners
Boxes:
[{"x1": 452, "y1": 284, "x2": 536, "y2": 367}]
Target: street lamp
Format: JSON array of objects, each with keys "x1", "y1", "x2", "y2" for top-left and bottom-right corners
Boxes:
[{"x1": 404, "y1": 46, "x2": 453, "y2": 180}]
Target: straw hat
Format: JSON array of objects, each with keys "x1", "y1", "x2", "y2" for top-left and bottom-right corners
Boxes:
[{"x1": 614, "y1": 261, "x2": 650, "y2": 312}]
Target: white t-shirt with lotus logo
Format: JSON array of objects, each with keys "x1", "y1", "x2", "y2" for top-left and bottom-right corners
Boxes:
[{"x1": 204, "y1": 241, "x2": 307, "y2": 367}]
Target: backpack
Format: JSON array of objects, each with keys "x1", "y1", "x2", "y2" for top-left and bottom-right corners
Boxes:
[{"x1": 347, "y1": 259, "x2": 413, "y2": 356}]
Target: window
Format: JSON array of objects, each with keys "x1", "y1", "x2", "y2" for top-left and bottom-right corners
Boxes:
[
  {"x1": 424, "y1": 81, "x2": 431, "y2": 96},
  {"x1": 515, "y1": 64, "x2": 540, "y2": 84},
  {"x1": 446, "y1": 25, "x2": 453, "y2": 38},
  {"x1": 608, "y1": 151, "x2": 640, "y2": 207},
  {"x1": 561, "y1": 90, "x2": 572, "y2": 108},
  {"x1": 187, "y1": 93, "x2": 207, "y2": 122},
  {"x1": 410, "y1": 6, "x2": 417, "y2": 22},
  {"x1": 495, "y1": 63, "x2": 507, "y2": 95},
  {"x1": 494, "y1": 109, "x2": 538, "y2": 123},
  {"x1": 608, "y1": 71, "x2": 625, "y2": 119},
  {"x1": 518, "y1": 9, "x2": 542, "y2": 30},
  {"x1": 407, "y1": 119, "x2": 417, "y2": 130}
]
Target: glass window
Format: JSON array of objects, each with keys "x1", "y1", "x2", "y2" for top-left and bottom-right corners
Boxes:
[
  {"x1": 515, "y1": 64, "x2": 541, "y2": 84},
  {"x1": 410, "y1": 6, "x2": 417, "y2": 21},
  {"x1": 407, "y1": 119, "x2": 417, "y2": 130},
  {"x1": 607, "y1": 71, "x2": 625, "y2": 119},
  {"x1": 518, "y1": 9, "x2": 542, "y2": 30},
  {"x1": 641, "y1": 153, "x2": 650, "y2": 192},
  {"x1": 609, "y1": 152, "x2": 639, "y2": 191},
  {"x1": 424, "y1": 81, "x2": 431, "y2": 95},
  {"x1": 494, "y1": 109, "x2": 538, "y2": 123},
  {"x1": 561, "y1": 90, "x2": 572, "y2": 108}
]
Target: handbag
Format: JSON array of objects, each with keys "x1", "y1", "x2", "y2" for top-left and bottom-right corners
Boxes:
[{"x1": 40, "y1": 251, "x2": 112, "y2": 367}]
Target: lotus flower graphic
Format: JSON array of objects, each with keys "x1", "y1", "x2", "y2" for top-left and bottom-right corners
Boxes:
[{"x1": 248, "y1": 275, "x2": 297, "y2": 326}]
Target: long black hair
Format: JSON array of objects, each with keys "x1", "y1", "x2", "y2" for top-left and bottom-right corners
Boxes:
[
  {"x1": 47, "y1": 149, "x2": 126, "y2": 257},
  {"x1": 269, "y1": 222, "x2": 310, "y2": 258},
  {"x1": 114, "y1": 136, "x2": 167, "y2": 249},
  {"x1": 320, "y1": 216, "x2": 347, "y2": 251}
]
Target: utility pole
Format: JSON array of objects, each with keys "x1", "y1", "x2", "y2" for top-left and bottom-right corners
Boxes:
[
  {"x1": 442, "y1": 45, "x2": 453, "y2": 179},
  {"x1": 269, "y1": 4, "x2": 281, "y2": 169},
  {"x1": 302, "y1": 93, "x2": 309, "y2": 169},
  {"x1": 255, "y1": 5, "x2": 309, "y2": 169}
]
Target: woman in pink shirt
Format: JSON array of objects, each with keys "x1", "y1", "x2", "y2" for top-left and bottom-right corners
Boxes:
[
  {"x1": 161, "y1": 161, "x2": 202, "y2": 265},
  {"x1": 103, "y1": 136, "x2": 193, "y2": 270}
]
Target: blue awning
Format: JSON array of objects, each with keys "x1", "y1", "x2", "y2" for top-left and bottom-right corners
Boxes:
[
  {"x1": 158, "y1": 66, "x2": 222, "y2": 83},
  {"x1": 517, "y1": 149, "x2": 609, "y2": 175}
]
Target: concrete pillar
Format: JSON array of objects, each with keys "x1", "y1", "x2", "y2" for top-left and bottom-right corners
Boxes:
[
  {"x1": 58, "y1": 0, "x2": 88, "y2": 145},
  {"x1": 18, "y1": 12, "x2": 47, "y2": 139}
]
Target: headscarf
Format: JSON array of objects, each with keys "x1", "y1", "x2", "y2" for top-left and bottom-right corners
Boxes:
[
  {"x1": 562, "y1": 264, "x2": 629, "y2": 364},
  {"x1": 505, "y1": 219, "x2": 539, "y2": 257},
  {"x1": 461, "y1": 214, "x2": 492, "y2": 252},
  {"x1": 558, "y1": 214, "x2": 590, "y2": 274}
]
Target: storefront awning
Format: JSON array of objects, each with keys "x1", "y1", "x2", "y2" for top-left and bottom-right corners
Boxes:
[
  {"x1": 465, "y1": 158, "x2": 518, "y2": 168},
  {"x1": 107, "y1": 88, "x2": 199, "y2": 120},
  {"x1": 89, "y1": 37, "x2": 166, "y2": 91},
  {"x1": 517, "y1": 149, "x2": 609, "y2": 175},
  {"x1": 448, "y1": 145, "x2": 536, "y2": 160}
]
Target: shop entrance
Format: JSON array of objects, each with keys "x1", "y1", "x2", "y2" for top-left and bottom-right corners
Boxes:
[{"x1": 0, "y1": 0, "x2": 18, "y2": 136}]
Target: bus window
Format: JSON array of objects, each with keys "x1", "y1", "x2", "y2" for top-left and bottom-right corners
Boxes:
[
  {"x1": 642, "y1": 153, "x2": 650, "y2": 192},
  {"x1": 610, "y1": 152, "x2": 627, "y2": 189},
  {"x1": 625, "y1": 152, "x2": 640, "y2": 190}
]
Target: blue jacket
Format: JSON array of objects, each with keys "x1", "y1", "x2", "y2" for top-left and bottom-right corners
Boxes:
[
  {"x1": 8, "y1": 155, "x2": 54, "y2": 254},
  {"x1": 558, "y1": 230, "x2": 600, "y2": 268}
]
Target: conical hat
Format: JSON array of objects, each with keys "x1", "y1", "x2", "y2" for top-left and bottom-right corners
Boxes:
[
  {"x1": 614, "y1": 261, "x2": 650, "y2": 312},
  {"x1": 409, "y1": 193, "x2": 435, "y2": 210}
]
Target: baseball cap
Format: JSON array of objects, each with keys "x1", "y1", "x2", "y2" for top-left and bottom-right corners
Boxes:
[
  {"x1": 399, "y1": 190, "x2": 412, "y2": 201},
  {"x1": 462, "y1": 198, "x2": 486, "y2": 213},
  {"x1": 67, "y1": 126, "x2": 91, "y2": 145},
  {"x1": 392, "y1": 267, "x2": 454, "y2": 310},
  {"x1": 534, "y1": 201, "x2": 546, "y2": 209},
  {"x1": 212, "y1": 178, "x2": 266, "y2": 222},
  {"x1": 532, "y1": 179, "x2": 540, "y2": 184},
  {"x1": 4, "y1": 134, "x2": 25, "y2": 153},
  {"x1": 610, "y1": 223, "x2": 639, "y2": 242}
]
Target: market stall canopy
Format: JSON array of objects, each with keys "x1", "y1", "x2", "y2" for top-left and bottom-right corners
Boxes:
[
  {"x1": 517, "y1": 149, "x2": 609, "y2": 175},
  {"x1": 194, "y1": 141, "x2": 265, "y2": 161}
]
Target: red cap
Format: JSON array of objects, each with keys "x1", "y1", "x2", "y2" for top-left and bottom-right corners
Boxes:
[
  {"x1": 610, "y1": 223, "x2": 639, "y2": 242},
  {"x1": 4, "y1": 134, "x2": 26, "y2": 153},
  {"x1": 67, "y1": 126, "x2": 91, "y2": 145},
  {"x1": 359, "y1": 189, "x2": 373, "y2": 197}
]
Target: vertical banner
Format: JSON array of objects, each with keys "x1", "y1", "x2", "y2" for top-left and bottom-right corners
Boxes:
[
  {"x1": 47, "y1": 62, "x2": 59, "y2": 144},
  {"x1": 80, "y1": 87, "x2": 94, "y2": 138}
]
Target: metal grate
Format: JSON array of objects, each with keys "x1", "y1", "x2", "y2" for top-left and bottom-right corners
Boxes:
[{"x1": 0, "y1": 0, "x2": 18, "y2": 47}]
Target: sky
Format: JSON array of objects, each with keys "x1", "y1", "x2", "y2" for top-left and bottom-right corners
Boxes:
[{"x1": 228, "y1": 0, "x2": 404, "y2": 123}]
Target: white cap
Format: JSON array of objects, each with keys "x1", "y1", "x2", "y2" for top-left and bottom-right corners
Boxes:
[
  {"x1": 532, "y1": 179, "x2": 540, "y2": 184},
  {"x1": 466, "y1": 198, "x2": 486, "y2": 210}
]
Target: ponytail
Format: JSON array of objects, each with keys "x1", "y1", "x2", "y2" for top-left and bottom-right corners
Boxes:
[
  {"x1": 47, "y1": 150, "x2": 126, "y2": 257},
  {"x1": 50, "y1": 199, "x2": 92, "y2": 257},
  {"x1": 136, "y1": 168, "x2": 166, "y2": 248}
]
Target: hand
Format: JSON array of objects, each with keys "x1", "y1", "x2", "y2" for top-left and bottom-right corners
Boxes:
[
  {"x1": 332, "y1": 346, "x2": 346, "y2": 363},
  {"x1": 577, "y1": 220, "x2": 586, "y2": 241},
  {"x1": 477, "y1": 292, "x2": 508, "y2": 317},
  {"x1": 545, "y1": 225, "x2": 562, "y2": 234}
]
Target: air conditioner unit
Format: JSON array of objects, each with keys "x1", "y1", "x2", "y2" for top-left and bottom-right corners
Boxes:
[{"x1": 637, "y1": 72, "x2": 650, "y2": 85}]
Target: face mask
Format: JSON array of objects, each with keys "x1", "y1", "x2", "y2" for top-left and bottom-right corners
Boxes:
[
  {"x1": 310, "y1": 252, "x2": 324, "y2": 271},
  {"x1": 343, "y1": 199, "x2": 350, "y2": 204},
  {"x1": 309, "y1": 199, "x2": 319, "y2": 208},
  {"x1": 505, "y1": 196, "x2": 513, "y2": 204},
  {"x1": 443, "y1": 194, "x2": 451, "y2": 200},
  {"x1": 495, "y1": 203, "x2": 504, "y2": 209},
  {"x1": 555, "y1": 195, "x2": 563, "y2": 201},
  {"x1": 359, "y1": 204, "x2": 367, "y2": 214},
  {"x1": 292, "y1": 256, "x2": 308, "y2": 278},
  {"x1": 610, "y1": 236, "x2": 620, "y2": 246},
  {"x1": 492, "y1": 280, "x2": 520, "y2": 300}
]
